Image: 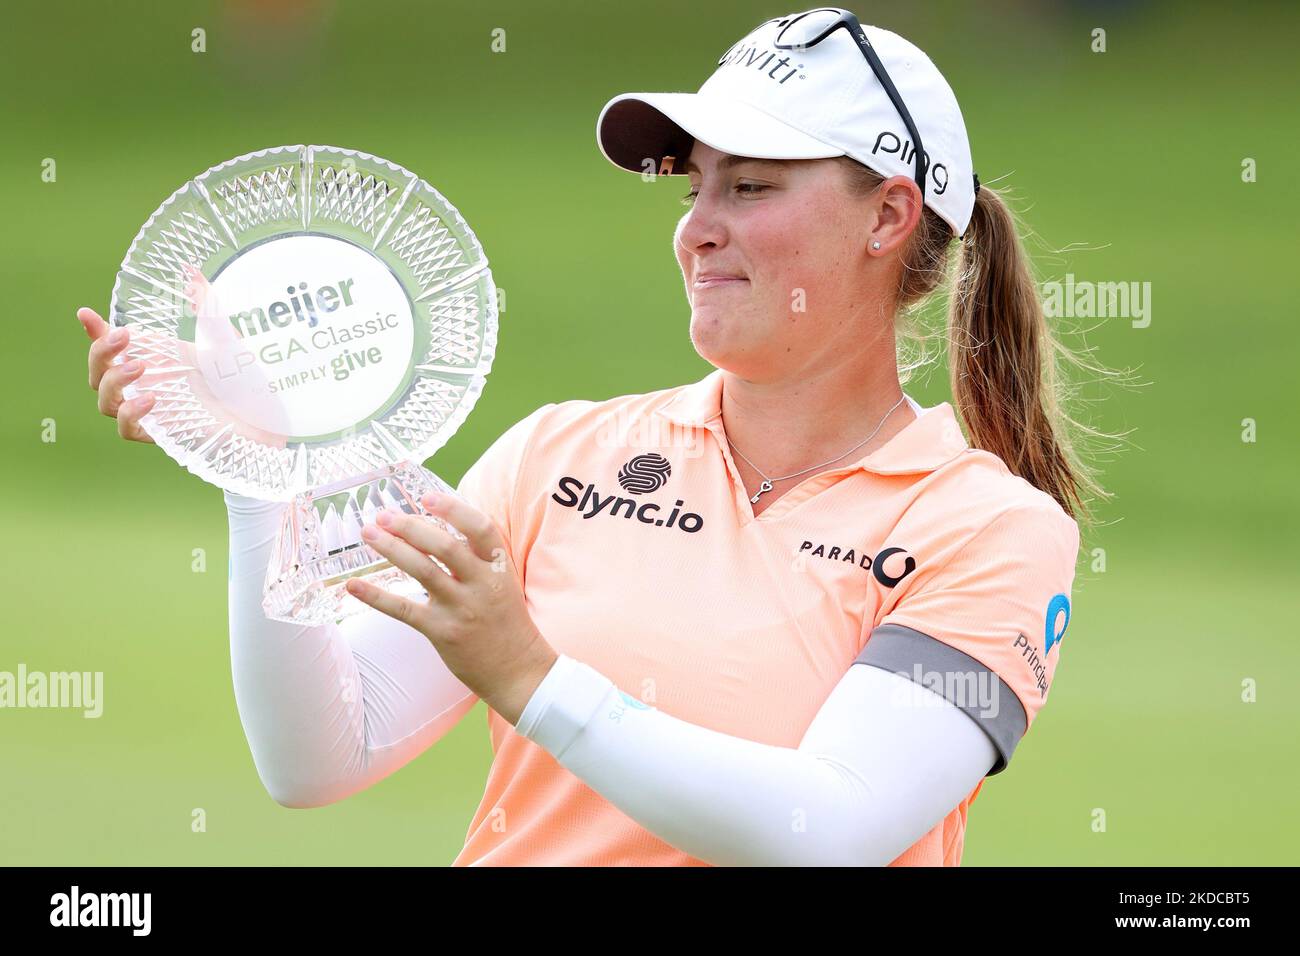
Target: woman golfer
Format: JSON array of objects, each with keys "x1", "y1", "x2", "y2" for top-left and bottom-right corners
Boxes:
[{"x1": 79, "y1": 8, "x2": 1097, "y2": 866}]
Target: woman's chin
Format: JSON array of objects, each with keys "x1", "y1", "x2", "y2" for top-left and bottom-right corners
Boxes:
[
  {"x1": 688, "y1": 312, "x2": 730, "y2": 360},
  {"x1": 689, "y1": 317, "x2": 750, "y2": 370}
]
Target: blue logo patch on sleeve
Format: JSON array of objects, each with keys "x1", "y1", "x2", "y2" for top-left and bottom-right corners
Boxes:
[
  {"x1": 617, "y1": 690, "x2": 651, "y2": 710},
  {"x1": 1045, "y1": 593, "x2": 1071, "y2": 654}
]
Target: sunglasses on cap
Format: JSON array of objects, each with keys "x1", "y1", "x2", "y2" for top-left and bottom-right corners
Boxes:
[{"x1": 721, "y1": 7, "x2": 930, "y2": 197}]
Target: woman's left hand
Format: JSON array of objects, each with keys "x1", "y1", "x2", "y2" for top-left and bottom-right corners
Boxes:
[{"x1": 344, "y1": 491, "x2": 559, "y2": 726}]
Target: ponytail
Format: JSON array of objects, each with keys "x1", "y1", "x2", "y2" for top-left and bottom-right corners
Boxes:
[
  {"x1": 835, "y1": 157, "x2": 1113, "y2": 525},
  {"x1": 948, "y1": 184, "x2": 1099, "y2": 521}
]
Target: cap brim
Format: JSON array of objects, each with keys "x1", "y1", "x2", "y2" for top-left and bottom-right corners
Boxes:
[{"x1": 596, "y1": 92, "x2": 845, "y2": 175}]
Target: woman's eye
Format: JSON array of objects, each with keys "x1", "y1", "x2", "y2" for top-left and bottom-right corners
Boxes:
[{"x1": 680, "y1": 183, "x2": 768, "y2": 206}]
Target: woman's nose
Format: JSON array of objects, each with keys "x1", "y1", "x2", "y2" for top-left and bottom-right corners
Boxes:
[{"x1": 676, "y1": 191, "x2": 726, "y2": 252}]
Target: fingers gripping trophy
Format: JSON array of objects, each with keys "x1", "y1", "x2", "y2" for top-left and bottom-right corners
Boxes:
[{"x1": 106, "y1": 145, "x2": 498, "y2": 625}]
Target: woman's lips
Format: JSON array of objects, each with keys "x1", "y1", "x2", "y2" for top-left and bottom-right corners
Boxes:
[{"x1": 693, "y1": 276, "x2": 748, "y2": 289}]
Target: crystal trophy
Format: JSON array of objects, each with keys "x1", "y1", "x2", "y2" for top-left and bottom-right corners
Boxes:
[{"x1": 108, "y1": 145, "x2": 498, "y2": 625}]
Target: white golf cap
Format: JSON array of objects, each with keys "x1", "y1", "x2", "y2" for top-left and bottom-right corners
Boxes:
[{"x1": 596, "y1": 8, "x2": 979, "y2": 238}]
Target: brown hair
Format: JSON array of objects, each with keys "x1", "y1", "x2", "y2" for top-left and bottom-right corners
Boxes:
[{"x1": 835, "y1": 156, "x2": 1115, "y2": 525}]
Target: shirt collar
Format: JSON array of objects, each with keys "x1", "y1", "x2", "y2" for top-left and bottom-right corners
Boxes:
[{"x1": 653, "y1": 368, "x2": 969, "y2": 475}]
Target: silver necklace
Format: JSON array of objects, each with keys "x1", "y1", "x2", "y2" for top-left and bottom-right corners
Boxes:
[{"x1": 727, "y1": 394, "x2": 907, "y2": 504}]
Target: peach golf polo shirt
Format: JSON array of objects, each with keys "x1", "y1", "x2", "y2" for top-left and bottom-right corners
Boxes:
[{"x1": 449, "y1": 368, "x2": 1080, "y2": 866}]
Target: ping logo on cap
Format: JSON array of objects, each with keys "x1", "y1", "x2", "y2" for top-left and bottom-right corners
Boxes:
[{"x1": 871, "y1": 131, "x2": 949, "y2": 195}]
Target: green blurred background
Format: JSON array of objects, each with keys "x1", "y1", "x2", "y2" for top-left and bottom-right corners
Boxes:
[{"x1": 1, "y1": 0, "x2": 1296, "y2": 865}]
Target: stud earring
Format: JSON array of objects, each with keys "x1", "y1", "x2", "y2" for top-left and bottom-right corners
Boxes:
[{"x1": 871, "y1": 240, "x2": 881, "y2": 250}]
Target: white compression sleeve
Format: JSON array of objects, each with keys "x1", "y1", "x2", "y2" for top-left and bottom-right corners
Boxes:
[
  {"x1": 515, "y1": 653, "x2": 998, "y2": 866},
  {"x1": 225, "y1": 489, "x2": 478, "y2": 808}
]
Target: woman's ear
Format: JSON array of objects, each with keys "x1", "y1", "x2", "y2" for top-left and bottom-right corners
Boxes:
[{"x1": 867, "y1": 176, "x2": 924, "y2": 255}]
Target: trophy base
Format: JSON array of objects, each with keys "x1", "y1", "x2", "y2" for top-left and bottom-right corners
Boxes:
[{"x1": 262, "y1": 460, "x2": 462, "y2": 625}]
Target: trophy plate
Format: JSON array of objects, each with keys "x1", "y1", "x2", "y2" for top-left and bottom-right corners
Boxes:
[{"x1": 109, "y1": 145, "x2": 498, "y2": 623}]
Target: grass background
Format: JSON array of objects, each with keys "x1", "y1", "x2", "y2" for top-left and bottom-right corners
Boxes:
[{"x1": 0, "y1": 0, "x2": 1296, "y2": 864}]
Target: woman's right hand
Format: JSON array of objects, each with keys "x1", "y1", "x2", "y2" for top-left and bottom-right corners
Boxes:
[{"x1": 78, "y1": 306, "x2": 156, "y2": 443}]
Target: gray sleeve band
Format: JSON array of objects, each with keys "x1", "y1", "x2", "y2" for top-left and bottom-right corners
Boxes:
[{"x1": 852, "y1": 623, "x2": 1027, "y2": 776}]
